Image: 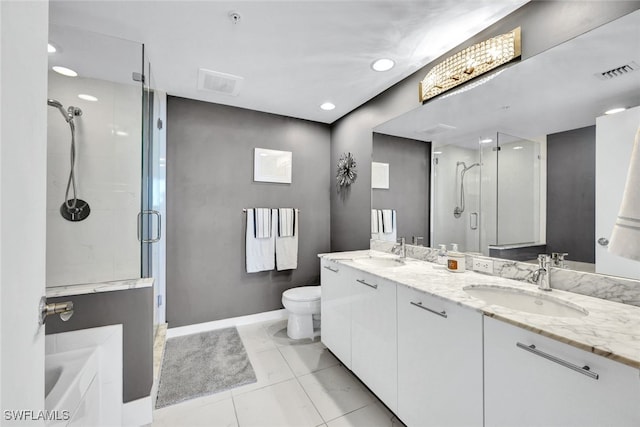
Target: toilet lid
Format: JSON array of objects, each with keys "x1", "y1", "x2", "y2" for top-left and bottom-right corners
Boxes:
[{"x1": 283, "y1": 286, "x2": 321, "y2": 302}]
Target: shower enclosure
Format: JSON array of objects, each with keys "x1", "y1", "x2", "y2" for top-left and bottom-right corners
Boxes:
[
  {"x1": 46, "y1": 25, "x2": 166, "y2": 325},
  {"x1": 431, "y1": 132, "x2": 544, "y2": 255}
]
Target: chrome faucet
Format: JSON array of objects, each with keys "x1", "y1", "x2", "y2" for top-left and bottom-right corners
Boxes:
[
  {"x1": 551, "y1": 252, "x2": 569, "y2": 268},
  {"x1": 412, "y1": 236, "x2": 424, "y2": 246},
  {"x1": 397, "y1": 237, "x2": 406, "y2": 258},
  {"x1": 534, "y1": 254, "x2": 552, "y2": 291}
]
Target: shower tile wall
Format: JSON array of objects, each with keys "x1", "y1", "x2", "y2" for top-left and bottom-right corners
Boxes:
[{"x1": 46, "y1": 71, "x2": 141, "y2": 287}]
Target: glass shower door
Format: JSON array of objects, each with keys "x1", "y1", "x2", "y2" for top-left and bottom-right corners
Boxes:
[{"x1": 141, "y1": 53, "x2": 167, "y2": 328}]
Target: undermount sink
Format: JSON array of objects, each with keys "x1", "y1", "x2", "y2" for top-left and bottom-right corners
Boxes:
[
  {"x1": 463, "y1": 285, "x2": 588, "y2": 318},
  {"x1": 353, "y1": 256, "x2": 405, "y2": 269}
]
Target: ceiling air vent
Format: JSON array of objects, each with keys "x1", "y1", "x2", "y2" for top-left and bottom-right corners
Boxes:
[
  {"x1": 197, "y1": 68, "x2": 244, "y2": 96},
  {"x1": 595, "y1": 61, "x2": 639, "y2": 80},
  {"x1": 418, "y1": 123, "x2": 457, "y2": 137}
]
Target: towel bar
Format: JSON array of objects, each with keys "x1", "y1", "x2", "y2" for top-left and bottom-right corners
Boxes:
[{"x1": 242, "y1": 208, "x2": 300, "y2": 212}]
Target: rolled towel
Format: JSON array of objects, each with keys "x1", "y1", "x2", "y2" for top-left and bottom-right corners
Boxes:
[{"x1": 609, "y1": 127, "x2": 640, "y2": 261}]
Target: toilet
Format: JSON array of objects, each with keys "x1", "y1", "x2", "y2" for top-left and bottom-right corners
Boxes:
[{"x1": 282, "y1": 286, "x2": 321, "y2": 340}]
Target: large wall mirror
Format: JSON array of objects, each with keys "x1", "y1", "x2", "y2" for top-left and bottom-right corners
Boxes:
[{"x1": 372, "y1": 10, "x2": 640, "y2": 280}]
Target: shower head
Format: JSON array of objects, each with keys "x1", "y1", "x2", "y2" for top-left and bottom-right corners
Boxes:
[
  {"x1": 47, "y1": 99, "x2": 62, "y2": 108},
  {"x1": 47, "y1": 98, "x2": 70, "y2": 122}
]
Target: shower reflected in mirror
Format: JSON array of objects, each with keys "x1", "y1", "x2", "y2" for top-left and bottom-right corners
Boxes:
[{"x1": 454, "y1": 161, "x2": 480, "y2": 218}]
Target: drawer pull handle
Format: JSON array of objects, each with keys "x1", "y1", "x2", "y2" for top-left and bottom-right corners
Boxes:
[
  {"x1": 323, "y1": 265, "x2": 339, "y2": 273},
  {"x1": 410, "y1": 301, "x2": 447, "y2": 318},
  {"x1": 356, "y1": 279, "x2": 378, "y2": 289},
  {"x1": 516, "y1": 343, "x2": 599, "y2": 380}
]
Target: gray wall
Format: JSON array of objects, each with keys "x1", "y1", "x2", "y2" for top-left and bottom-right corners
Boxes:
[
  {"x1": 547, "y1": 126, "x2": 596, "y2": 263},
  {"x1": 45, "y1": 288, "x2": 153, "y2": 403},
  {"x1": 167, "y1": 96, "x2": 331, "y2": 327},
  {"x1": 372, "y1": 133, "x2": 430, "y2": 242},
  {"x1": 330, "y1": 1, "x2": 640, "y2": 252}
]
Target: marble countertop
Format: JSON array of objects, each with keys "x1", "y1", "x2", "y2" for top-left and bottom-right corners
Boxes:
[
  {"x1": 320, "y1": 250, "x2": 640, "y2": 369},
  {"x1": 46, "y1": 278, "x2": 154, "y2": 298}
]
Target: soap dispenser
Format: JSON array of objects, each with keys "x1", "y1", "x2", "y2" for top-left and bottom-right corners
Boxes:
[
  {"x1": 447, "y1": 243, "x2": 466, "y2": 273},
  {"x1": 437, "y1": 244, "x2": 448, "y2": 265}
]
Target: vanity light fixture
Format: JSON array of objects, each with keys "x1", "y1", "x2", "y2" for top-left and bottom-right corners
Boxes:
[
  {"x1": 52, "y1": 66, "x2": 78, "y2": 77},
  {"x1": 48, "y1": 43, "x2": 57, "y2": 53},
  {"x1": 419, "y1": 27, "x2": 521, "y2": 102},
  {"x1": 513, "y1": 146, "x2": 523, "y2": 150},
  {"x1": 480, "y1": 138, "x2": 493, "y2": 144},
  {"x1": 320, "y1": 102, "x2": 336, "y2": 111},
  {"x1": 78, "y1": 94, "x2": 98, "y2": 102},
  {"x1": 372, "y1": 58, "x2": 395, "y2": 72},
  {"x1": 604, "y1": 107, "x2": 627, "y2": 115}
]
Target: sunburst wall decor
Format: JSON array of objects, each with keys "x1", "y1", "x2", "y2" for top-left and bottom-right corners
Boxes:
[{"x1": 336, "y1": 152, "x2": 357, "y2": 187}]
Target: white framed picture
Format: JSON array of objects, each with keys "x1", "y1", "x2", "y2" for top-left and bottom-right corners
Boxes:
[
  {"x1": 254, "y1": 148, "x2": 292, "y2": 184},
  {"x1": 371, "y1": 162, "x2": 389, "y2": 189}
]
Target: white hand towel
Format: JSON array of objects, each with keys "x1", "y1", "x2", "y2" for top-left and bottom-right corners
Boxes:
[
  {"x1": 254, "y1": 208, "x2": 271, "y2": 238},
  {"x1": 371, "y1": 209, "x2": 379, "y2": 234},
  {"x1": 372, "y1": 210, "x2": 383, "y2": 240},
  {"x1": 382, "y1": 209, "x2": 394, "y2": 234},
  {"x1": 276, "y1": 209, "x2": 298, "y2": 271},
  {"x1": 381, "y1": 210, "x2": 397, "y2": 242},
  {"x1": 609, "y1": 127, "x2": 640, "y2": 261},
  {"x1": 278, "y1": 208, "x2": 295, "y2": 237},
  {"x1": 246, "y1": 208, "x2": 275, "y2": 273}
]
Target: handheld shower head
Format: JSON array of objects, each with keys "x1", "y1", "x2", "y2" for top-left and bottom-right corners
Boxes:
[
  {"x1": 464, "y1": 162, "x2": 480, "y2": 172},
  {"x1": 47, "y1": 98, "x2": 70, "y2": 122},
  {"x1": 47, "y1": 99, "x2": 62, "y2": 108}
]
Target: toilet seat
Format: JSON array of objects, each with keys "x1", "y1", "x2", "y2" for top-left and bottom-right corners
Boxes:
[{"x1": 283, "y1": 286, "x2": 320, "y2": 302}]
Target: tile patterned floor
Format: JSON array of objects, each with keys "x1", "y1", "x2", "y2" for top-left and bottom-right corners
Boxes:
[{"x1": 152, "y1": 319, "x2": 405, "y2": 427}]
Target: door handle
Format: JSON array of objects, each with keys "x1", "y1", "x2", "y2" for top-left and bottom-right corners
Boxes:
[
  {"x1": 410, "y1": 301, "x2": 447, "y2": 318},
  {"x1": 138, "y1": 210, "x2": 162, "y2": 243},
  {"x1": 470, "y1": 212, "x2": 478, "y2": 230},
  {"x1": 516, "y1": 342, "x2": 599, "y2": 380},
  {"x1": 356, "y1": 279, "x2": 378, "y2": 289},
  {"x1": 323, "y1": 265, "x2": 339, "y2": 273}
]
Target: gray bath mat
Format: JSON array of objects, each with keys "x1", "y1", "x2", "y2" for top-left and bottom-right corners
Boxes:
[{"x1": 156, "y1": 327, "x2": 256, "y2": 408}]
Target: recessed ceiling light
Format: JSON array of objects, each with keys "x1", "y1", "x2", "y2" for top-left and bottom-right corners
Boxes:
[
  {"x1": 513, "y1": 146, "x2": 523, "y2": 150},
  {"x1": 320, "y1": 102, "x2": 335, "y2": 111},
  {"x1": 604, "y1": 107, "x2": 626, "y2": 115},
  {"x1": 78, "y1": 94, "x2": 98, "y2": 102},
  {"x1": 52, "y1": 66, "x2": 77, "y2": 77},
  {"x1": 371, "y1": 58, "x2": 395, "y2": 72},
  {"x1": 48, "y1": 43, "x2": 57, "y2": 53},
  {"x1": 480, "y1": 138, "x2": 493, "y2": 144}
]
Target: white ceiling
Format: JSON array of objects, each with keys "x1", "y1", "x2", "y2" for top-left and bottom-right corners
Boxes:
[
  {"x1": 49, "y1": 0, "x2": 528, "y2": 124},
  {"x1": 374, "y1": 10, "x2": 640, "y2": 147}
]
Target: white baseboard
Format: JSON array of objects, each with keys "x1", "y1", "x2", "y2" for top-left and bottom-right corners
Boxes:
[
  {"x1": 122, "y1": 396, "x2": 152, "y2": 427},
  {"x1": 167, "y1": 309, "x2": 288, "y2": 339}
]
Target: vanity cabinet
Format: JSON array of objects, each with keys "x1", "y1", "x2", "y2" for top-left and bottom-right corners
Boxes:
[
  {"x1": 350, "y1": 270, "x2": 398, "y2": 413},
  {"x1": 484, "y1": 316, "x2": 640, "y2": 427},
  {"x1": 397, "y1": 285, "x2": 483, "y2": 427},
  {"x1": 320, "y1": 258, "x2": 354, "y2": 369}
]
